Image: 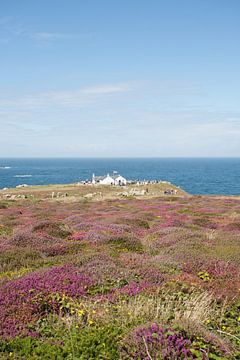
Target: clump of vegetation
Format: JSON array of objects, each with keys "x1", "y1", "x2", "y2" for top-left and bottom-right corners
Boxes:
[
  {"x1": 121, "y1": 323, "x2": 228, "y2": 359},
  {"x1": 0, "y1": 202, "x2": 8, "y2": 209},
  {"x1": 108, "y1": 235, "x2": 144, "y2": 253},
  {"x1": 33, "y1": 220, "x2": 71, "y2": 238}
]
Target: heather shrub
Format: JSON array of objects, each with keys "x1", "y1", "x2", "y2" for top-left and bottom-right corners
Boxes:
[
  {"x1": 0, "y1": 225, "x2": 12, "y2": 236},
  {"x1": 0, "y1": 193, "x2": 240, "y2": 358},
  {"x1": 32, "y1": 221, "x2": 71, "y2": 239},
  {"x1": 79, "y1": 253, "x2": 130, "y2": 284},
  {"x1": 121, "y1": 324, "x2": 201, "y2": 359},
  {"x1": 0, "y1": 202, "x2": 8, "y2": 209},
  {"x1": 0, "y1": 249, "x2": 41, "y2": 273},
  {"x1": 0, "y1": 264, "x2": 93, "y2": 337},
  {"x1": 9, "y1": 228, "x2": 68, "y2": 254},
  {"x1": 41, "y1": 243, "x2": 69, "y2": 257},
  {"x1": 108, "y1": 235, "x2": 144, "y2": 253},
  {"x1": 10, "y1": 229, "x2": 44, "y2": 247},
  {"x1": 117, "y1": 217, "x2": 150, "y2": 229},
  {"x1": 193, "y1": 217, "x2": 217, "y2": 229},
  {"x1": 224, "y1": 222, "x2": 240, "y2": 231},
  {"x1": 1, "y1": 216, "x2": 21, "y2": 228},
  {"x1": 121, "y1": 323, "x2": 228, "y2": 359}
]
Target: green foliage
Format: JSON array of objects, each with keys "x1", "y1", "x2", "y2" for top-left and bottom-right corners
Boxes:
[
  {"x1": 0, "y1": 225, "x2": 12, "y2": 236},
  {"x1": 178, "y1": 208, "x2": 194, "y2": 214},
  {"x1": 0, "y1": 250, "x2": 40, "y2": 273},
  {"x1": 0, "y1": 337, "x2": 67, "y2": 359},
  {"x1": 193, "y1": 217, "x2": 214, "y2": 227},
  {"x1": 130, "y1": 219, "x2": 150, "y2": 229},
  {"x1": 108, "y1": 236, "x2": 143, "y2": 253},
  {"x1": 0, "y1": 325, "x2": 122, "y2": 360},
  {"x1": 0, "y1": 248, "x2": 63, "y2": 273},
  {"x1": 33, "y1": 221, "x2": 71, "y2": 239},
  {"x1": 208, "y1": 300, "x2": 240, "y2": 348},
  {"x1": 88, "y1": 278, "x2": 129, "y2": 295},
  {"x1": 70, "y1": 324, "x2": 122, "y2": 359},
  {"x1": 117, "y1": 218, "x2": 150, "y2": 229},
  {"x1": 190, "y1": 337, "x2": 229, "y2": 360},
  {"x1": 0, "y1": 202, "x2": 8, "y2": 209}
]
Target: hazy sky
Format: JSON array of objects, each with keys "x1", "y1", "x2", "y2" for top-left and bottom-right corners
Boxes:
[{"x1": 0, "y1": 0, "x2": 240, "y2": 157}]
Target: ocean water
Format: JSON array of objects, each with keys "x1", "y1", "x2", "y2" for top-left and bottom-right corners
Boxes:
[{"x1": 0, "y1": 158, "x2": 239, "y2": 195}]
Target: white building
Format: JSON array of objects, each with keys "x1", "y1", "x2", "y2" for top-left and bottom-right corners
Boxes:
[{"x1": 92, "y1": 173, "x2": 127, "y2": 186}]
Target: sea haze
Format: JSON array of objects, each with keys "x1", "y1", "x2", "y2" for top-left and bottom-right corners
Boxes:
[{"x1": 0, "y1": 158, "x2": 239, "y2": 195}]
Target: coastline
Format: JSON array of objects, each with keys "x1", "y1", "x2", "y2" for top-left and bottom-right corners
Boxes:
[
  {"x1": 0, "y1": 182, "x2": 188, "y2": 201},
  {"x1": 1, "y1": 182, "x2": 240, "y2": 202},
  {"x1": 0, "y1": 158, "x2": 240, "y2": 195}
]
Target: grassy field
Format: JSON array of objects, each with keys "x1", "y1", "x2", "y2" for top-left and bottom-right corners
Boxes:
[{"x1": 0, "y1": 184, "x2": 239, "y2": 359}]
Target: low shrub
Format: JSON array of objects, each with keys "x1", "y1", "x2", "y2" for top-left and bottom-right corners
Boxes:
[
  {"x1": 108, "y1": 235, "x2": 144, "y2": 253},
  {"x1": 0, "y1": 324, "x2": 122, "y2": 359},
  {"x1": 33, "y1": 221, "x2": 71, "y2": 239},
  {"x1": 0, "y1": 202, "x2": 8, "y2": 209},
  {"x1": 121, "y1": 323, "x2": 228, "y2": 359}
]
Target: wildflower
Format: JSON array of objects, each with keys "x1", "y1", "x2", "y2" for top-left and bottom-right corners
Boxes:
[{"x1": 78, "y1": 309, "x2": 84, "y2": 317}]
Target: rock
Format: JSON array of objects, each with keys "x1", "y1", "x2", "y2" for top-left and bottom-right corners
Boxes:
[
  {"x1": 118, "y1": 192, "x2": 129, "y2": 197},
  {"x1": 129, "y1": 188, "x2": 146, "y2": 196},
  {"x1": 84, "y1": 193, "x2": 94, "y2": 199}
]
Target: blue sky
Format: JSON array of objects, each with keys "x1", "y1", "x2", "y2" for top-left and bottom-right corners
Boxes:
[{"x1": 0, "y1": 0, "x2": 240, "y2": 157}]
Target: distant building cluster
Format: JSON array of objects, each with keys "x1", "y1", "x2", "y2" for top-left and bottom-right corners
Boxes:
[
  {"x1": 92, "y1": 173, "x2": 127, "y2": 186},
  {"x1": 77, "y1": 172, "x2": 178, "y2": 191}
]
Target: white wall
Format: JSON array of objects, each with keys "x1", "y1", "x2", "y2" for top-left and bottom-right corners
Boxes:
[
  {"x1": 100, "y1": 175, "x2": 114, "y2": 185},
  {"x1": 114, "y1": 176, "x2": 127, "y2": 185}
]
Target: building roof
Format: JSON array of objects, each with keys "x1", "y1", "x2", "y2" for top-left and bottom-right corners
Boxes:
[
  {"x1": 112, "y1": 174, "x2": 125, "y2": 180},
  {"x1": 94, "y1": 176, "x2": 106, "y2": 181},
  {"x1": 93, "y1": 174, "x2": 126, "y2": 181}
]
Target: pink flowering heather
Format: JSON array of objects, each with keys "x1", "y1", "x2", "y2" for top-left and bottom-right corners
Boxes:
[
  {"x1": 122, "y1": 323, "x2": 201, "y2": 359},
  {"x1": 95, "y1": 280, "x2": 153, "y2": 302},
  {"x1": 0, "y1": 264, "x2": 93, "y2": 337},
  {"x1": 71, "y1": 231, "x2": 87, "y2": 240},
  {"x1": 0, "y1": 191, "x2": 240, "y2": 358}
]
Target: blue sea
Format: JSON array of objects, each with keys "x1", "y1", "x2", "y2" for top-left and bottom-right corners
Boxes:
[{"x1": 0, "y1": 158, "x2": 239, "y2": 195}]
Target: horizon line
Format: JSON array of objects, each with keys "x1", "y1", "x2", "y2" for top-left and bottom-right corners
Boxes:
[{"x1": 1, "y1": 156, "x2": 240, "y2": 160}]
